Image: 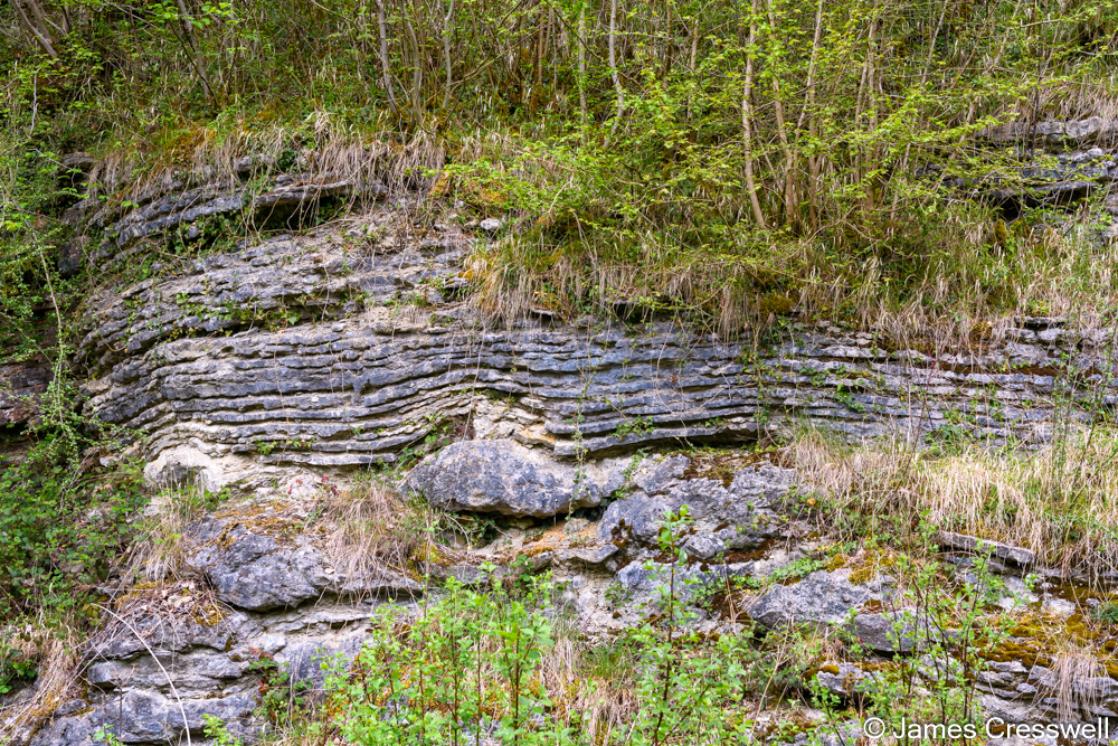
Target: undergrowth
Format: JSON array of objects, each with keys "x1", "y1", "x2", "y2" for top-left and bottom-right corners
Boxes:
[
  {"x1": 1, "y1": 0, "x2": 1116, "y2": 342},
  {"x1": 789, "y1": 423, "x2": 1118, "y2": 582},
  {"x1": 0, "y1": 420, "x2": 146, "y2": 709},
  {"x1": 187, "y1": 509, "x2": 1056, "y2": 745}
]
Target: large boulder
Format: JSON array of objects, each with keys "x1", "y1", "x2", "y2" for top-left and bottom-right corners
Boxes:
[
  {"x1": 599, "y1": 458, "x2": 793, "y2": 559},
  {"x1": 748, "y1": 569, "x2": 891, "y2": 628},
  {"x1": 405, "y1": 439, "x2": 625, "y2": 518},
  {"x1": 186, "y1": 513, "x2": 421, "y2": 611}
]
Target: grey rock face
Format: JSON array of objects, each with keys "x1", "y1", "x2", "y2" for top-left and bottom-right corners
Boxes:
[
  {"x1": 405, "y1": 439, "x2": 624, "y2": 517},
  {"x1": 849, "y1": 612, "x2": 917, "y2": 654},
  {"x1": 87, "y1": 651, "x2": 247, "y2": 692},
  {"x1": 26, "y1": 143, "x2": 1118, "y2": 745},
  {"x1": 68, "y1": 187, "x2": 1118, "y2": 475},
  {"x1": 94, "y1": 690, "x2": 257, "y2": 743},
  {"x1": 611, "y1": 558, "x2": 753, "y2": 615},
  {"x1": 26, "y1": 690, "x2": 257, "y2": 745},
  {"x1": 600, "y1": 461, "x2": 793, "y2": 559},
  {"x1": 938, "y1": 531, "x2": 1037, "y2": 568},
  {"x1": 986, "y1": 117, "x2": 1118, "y2": 146},
  {"x1": 23, "y1": 582, "x2": 392, "y2": 744},
  {"x1": 78, "y1": 219, "x2": 1118, "y2": 474},
  {"x1": 25, "y1": 707, "x2": 97, "y2": 746},
  {"x1": 815, "y1": 662, "x2": 878, "y2": 698},
  {"x1": 89, "y1": 583, "x2": 258, "y2": 662},
  {"x1": 185, "y1": 515, "x2": 420, "y2": 611},
  {"x1": 188, "y1": 526, "x2": 329, "y2": 611},
  {"x1": 748, "y1": 569, "x2": 891, "y2": 628},
  {"x1": 978, "y1": 660, "x2": 1118, "y2": 722},
  {"x1": 0, "y1": 361, "x2": 49, "y2": 428}
]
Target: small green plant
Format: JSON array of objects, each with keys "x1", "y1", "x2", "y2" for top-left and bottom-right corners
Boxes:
[
  {"x1": 0, "y1": 433, "x2": 146, "y2": 617},
  {"x1": 92, "y1": 726, "x2": 124, "y2": 745},
  {"x1": 1093, "y1": 602, "x2": 1118, "y2": 625},
  {"x1": 615, "y1": 416, "x2": 654, "y2": 438},
  {"x1": 850, "y1": 531, "x2": 1012, "y2": 736},
  {"x1": 201, "y1": 714, "x2": 244, "y2": 746},
  {"x1": 624, "y1": 506, "x2": 758, "y2": 744},
  {"x1": 607, "y1": 450, "x2": 647, "y2": 501},
  {"x1": 248, "y1": 654, "x2": 312, "y2": 729},
  {"x1": 0, "y1": 640, "x2": 36, "y2": 695},
  {"x1": 739, "y1": 556, "x2": 825, "y2": 589},
  {"x1": 329, "y1": 570, "x2": 561, "y2": 746},
  {"x1": 833, "y1": 385, "x2": 866, "y2": 414},
  {"x1": 320, "y1": 517, "x2": 767, "y2": 745}
]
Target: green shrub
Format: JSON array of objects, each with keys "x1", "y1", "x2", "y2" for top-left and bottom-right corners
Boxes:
[
  {"x1": 0, "y1": 434, "x2": 145, "y2": 618},
  {"x1": 2, "y1": 0, "x2": 1114, "y2": 340},
  {"x1": 323, "y1": 511, "x2": 767, "y2": 746},
  {"x1": 0, "y1": 639, "x2": 37, "y2": 695}
]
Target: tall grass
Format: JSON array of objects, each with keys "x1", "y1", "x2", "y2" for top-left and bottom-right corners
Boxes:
[
  {"x1": 3, "y1": 0, "x2": 1115, "y2": 341},
  {"x1": 790, "y1": 425, "x2": 1118, "y2": 581}
]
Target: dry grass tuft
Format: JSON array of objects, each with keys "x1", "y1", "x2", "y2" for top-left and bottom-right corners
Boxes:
[
  {"x1": 1044, "y1": 643, "x2": 1109, "y2": 721},
  {"x1": 316, "y1": 475, "x2": 443, "y2": 583},
  {"x1": 538, "y1": 631, "x2": 639, "y2": 746},
  {"x1": 0, "y1": 627, "x2": 80, "y2": 739},
  {"x1": 790, "y1": 426, "x2": 1118, "y2": 581},
  {"x1": 455, "y1": 125, "x2": 1118, "y2": 347},
  {"x1": 86, "y1": 110, "x2": 444, "y2": 213},
  {"x1": 127, "y1": 486, "x2": 218, "y2": 583}
]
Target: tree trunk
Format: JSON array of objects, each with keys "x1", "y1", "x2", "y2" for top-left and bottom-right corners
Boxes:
[
  {"x1": 377, "y1": 0, "x2": 399, "y2": 111},
  {"x1": 12, "y1": 0, "x2": 57, "y2": 58},
  {"x1": 741, "y1": 0, "x2": 766, "y2": 229},
  {"x1": 578, "y1": 0, "x2": 588, "y2": 133},
  {"x1": 608, "y1": 0, "x2": 625, "y2": 132},
  {"x1": 442, "y1": 0, "x2": 456, "y2": 110}
]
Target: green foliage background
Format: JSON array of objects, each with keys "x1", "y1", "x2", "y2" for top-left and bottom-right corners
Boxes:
[
  {"x1": 2, "y1": 0, "x2": 1116, "y2": 337},
  {"x1": 0, "y1": 0, "x2": 1115, "y2": 702}
]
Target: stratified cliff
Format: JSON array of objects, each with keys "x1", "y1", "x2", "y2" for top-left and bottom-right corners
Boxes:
[{"x1": 4, "y1": 120, "x2": 1118, "y2": 746}]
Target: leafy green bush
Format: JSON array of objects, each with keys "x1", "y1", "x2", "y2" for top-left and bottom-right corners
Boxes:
[
  {"x1": 1093, "y1": 602, "x2": 1118, "y2": 625},
  {"x1": 320, "y1": 511, "x2": 767, "y2": 746},
  {"x1": 0, "y1": 435, "x2": 145, "y2": 618},
  {"x1": 329, "y1": 573, "x2": 562, "y2": 745},
  {"x1": 2, "y1": 0, "x2": 1114, "y2": 340},
  {"x1": 0, "y1": 134, "x2": 74, "y2": 361},
  {"x1": 0, "y1": 639, "x2": 37, "y2": 696}
]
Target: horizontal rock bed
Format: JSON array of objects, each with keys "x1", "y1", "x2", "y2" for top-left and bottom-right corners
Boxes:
[
  {"x1": 79, "y1": 206, "x2": 1118, "y2": 479},
  {"x1": 10, "y1": 134, "x2": 1118, "y2": 744},
  {"x1": 21, "y1": 445, "x2": 1118, "y2": 745}
]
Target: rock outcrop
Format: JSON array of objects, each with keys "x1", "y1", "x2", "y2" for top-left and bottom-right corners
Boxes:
[
  {"x1": 405, "y1": 439, "x2": 627, "y2": 517},
  {"x1": 0, "y1": 361, "x2": 50, "y2": 430},
  {"x1": 747, "y1": 568, "x2": 892, "y2": 628},
  {"x1": 45, "y1": 129, "x2": 1116, "y2": 478},
  {"x1": 74, "y1": 200, "x2": 1118, "y2": 483},
  {"x1": 8, "y1": 125, "x2": 1118, "y2": 744}
]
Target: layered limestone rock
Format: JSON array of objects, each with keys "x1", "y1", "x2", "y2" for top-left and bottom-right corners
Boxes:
[
  {"x1": 55, "y1": 129, "x2": 1117, "y2": 477},
  {"x1": 9, "y1": 124, "x2": 1118, "y2": 744},
  {"x1": 76, "y1": 203, "x2": 1118, "y2": 484}
]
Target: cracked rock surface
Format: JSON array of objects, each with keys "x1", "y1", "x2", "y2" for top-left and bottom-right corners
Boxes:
[{"x1": 11, "y1": 136, "x2": 1118, "y2": 744}]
